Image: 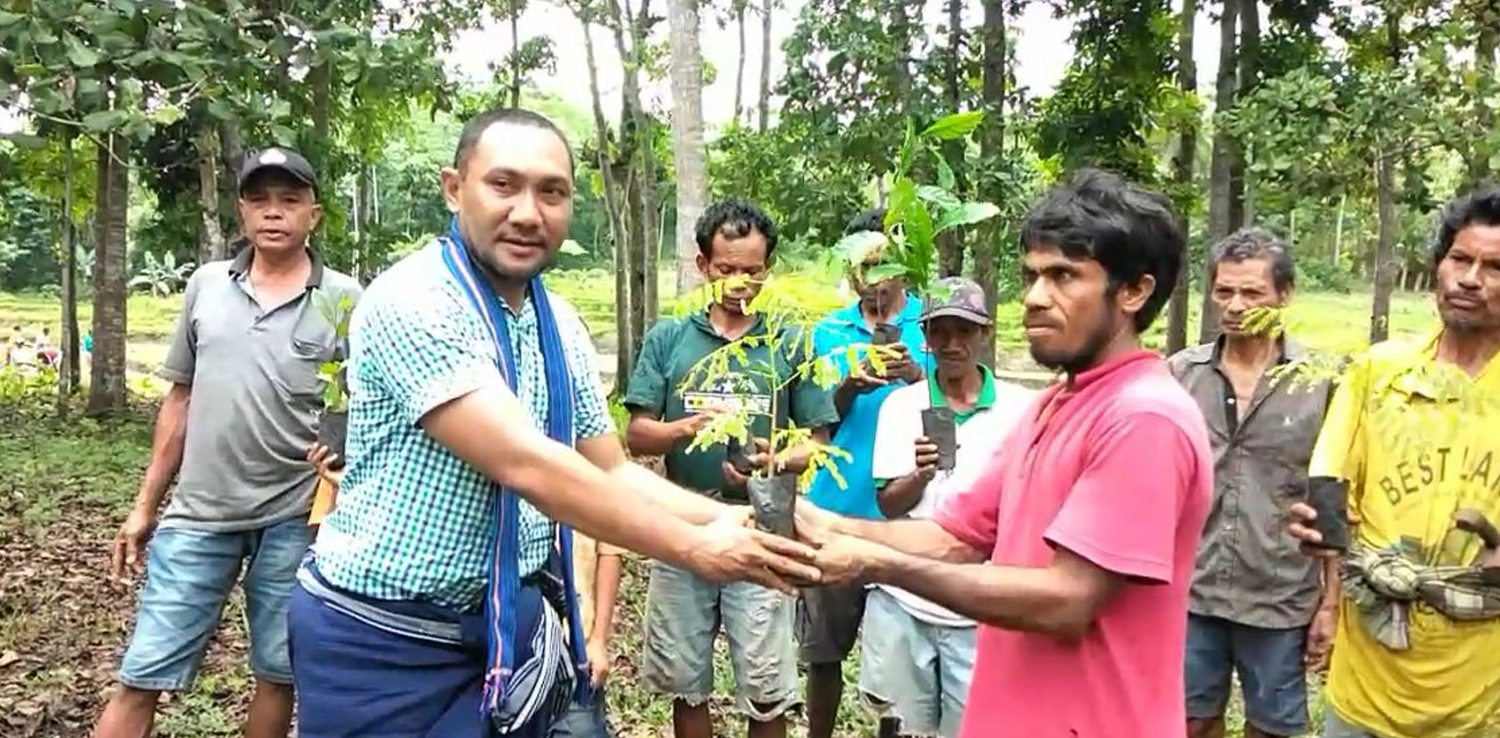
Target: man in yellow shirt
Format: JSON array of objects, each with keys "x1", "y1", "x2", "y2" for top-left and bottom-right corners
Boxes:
[{"x1": 1291, "y1": 186, "x2": 1500, "y2": 738}]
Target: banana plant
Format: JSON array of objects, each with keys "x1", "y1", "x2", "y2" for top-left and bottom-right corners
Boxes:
[{"x1": 834, "y1": 111, "x2": 1002, "y2": 300}]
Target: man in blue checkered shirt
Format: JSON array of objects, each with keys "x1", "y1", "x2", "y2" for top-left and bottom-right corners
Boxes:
[{"x1": 286, "y1": 109, "x2": 821, "y2": 738}]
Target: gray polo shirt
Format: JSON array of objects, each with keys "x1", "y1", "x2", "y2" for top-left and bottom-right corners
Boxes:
[
  {"x1": 1168, "y1": 338, "x2": 1333, "y2": 628},
  {"x1": 158, "y1": 248, "x2": 361, "y2": 532}
]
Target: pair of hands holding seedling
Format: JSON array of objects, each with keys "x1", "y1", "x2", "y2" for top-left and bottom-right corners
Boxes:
[
  {"x1": 845, "y1": 342, "x2": 923, "y2": 392},
  {"x1": 669, "y1": 408, "x2": 779, "y2": 493}
]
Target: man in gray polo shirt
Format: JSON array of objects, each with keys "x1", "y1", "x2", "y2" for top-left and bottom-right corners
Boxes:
[
  {"x1": 1168, "y1": 228, "x2": 1337, "y2": 738},
  {"x1": 93, "y1": 147, "x2": 361, "y2": 738}
]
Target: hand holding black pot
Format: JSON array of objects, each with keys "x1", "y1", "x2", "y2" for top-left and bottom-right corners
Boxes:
[
  {"x1": 306, "y1": 443, "x2": 346, "y2": 487},
  {"x1": 912, "y1": 437, "x2": 940, "y2": 482},
  {"x1": 1288, "y1": 481, "x2": 1360, "y2": 556},
  {"x1": 722, "y1": 437, "x2": 773, "y2": 493}
]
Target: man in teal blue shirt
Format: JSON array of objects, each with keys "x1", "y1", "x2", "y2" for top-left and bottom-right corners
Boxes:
[{"x1": 800, "y1": 208, "x2": 931, "y2": 738}]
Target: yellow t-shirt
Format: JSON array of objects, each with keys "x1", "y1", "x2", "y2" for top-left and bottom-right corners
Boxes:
[{"x1": 1310, "y1": 334, "x2": 1500, "y2": 738}]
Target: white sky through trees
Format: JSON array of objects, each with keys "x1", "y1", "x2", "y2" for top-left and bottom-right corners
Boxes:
[{"x1": 446, "y1": 0, "x2": 1231, "y2": 131}]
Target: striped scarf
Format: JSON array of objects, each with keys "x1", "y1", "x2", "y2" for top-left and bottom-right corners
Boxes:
[{"x1": 439, "y1": 220, "x2": 591, "y2": 725}]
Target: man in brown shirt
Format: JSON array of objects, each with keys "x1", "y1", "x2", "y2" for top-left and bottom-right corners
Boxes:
[{"x1": 1168, "y1": 228, "x2": 1338, "y2": 738}]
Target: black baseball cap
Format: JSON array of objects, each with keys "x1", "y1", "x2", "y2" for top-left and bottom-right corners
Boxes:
[{"x1": 238, "y1": 147, "x2": 318, "y2": 195}]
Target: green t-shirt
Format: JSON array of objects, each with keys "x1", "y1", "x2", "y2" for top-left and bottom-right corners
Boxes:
[
  {"x1": 928, "y1": 364, "x2": 999, "y2": 424},
  {"x1": 624, "y1": 311, "x2": 839, "y2": 500}
]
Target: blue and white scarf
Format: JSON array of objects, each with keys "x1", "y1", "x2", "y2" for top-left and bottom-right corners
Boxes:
[{"x1": 439, "y1": 219, "x2": 592, "y2": 731}]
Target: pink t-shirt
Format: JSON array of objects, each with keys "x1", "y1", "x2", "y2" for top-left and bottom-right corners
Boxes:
[{"x1": 935, "y1": 350, "x2": 1212, "y2": 738}]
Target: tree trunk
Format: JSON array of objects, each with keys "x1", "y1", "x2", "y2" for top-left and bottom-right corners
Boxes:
[
  {"x1": 220, "y1": 119, "x2": 245, "y2": 241},
  {"x1": 1333, "y1": 192, "x2": 1346, "y2": 266},
  {"x1": 632, "y1": 0, "x2": 659, "y2": 329},
  {"x1": 578, "y1": 8, "x2": 633, "y2": 385},
  {"x1": 356, "y1": 163, "x2": 373, "y2": 280},
  {"x1": 59, "y1": 133, "x2": 81, "y2": 407},
  {"x1": 667, "y1": 0, "x2": 708, "y2": 297},
  {"x1": 1371, "y1": 154, "x2": 1396, "y2": 343},
  {"x1": 195, "y1": 125, "x2": 226, "y2": 265},
  {"x1": 1200, "y1": 0, "x2": 1241, "y2": 344},
  {"x1": 87, "y1": 134, "x2": 129, "y2": 416},
  {"x1": 578, "y1": 13, "x2": 634, "y2": 389},
  {"x1": 936, "y1": 0, "x2": 966, "y2": 279},
  {"x1": 757, "y1": 0, "x2": 772, "y2": 131},
  {"x1": 310, "y1": 63, "x2": 332, "y2": 142},
  {"x1": 510, "y1": 1, "x2": 523, "y2": 107},
  {"x1": 734, "y1": 4, "x2": 747, "y2": 124},
  {"x1": 605, "y1": 0, "x2": 656, "y2": 370},
  {"x1": 1166, "y1": 0, "x2": 1199, "y2": 354},
  {"x1": 974, "y1": 0, "x2": 1006, "y2": 368},
  {"x1": 1236, "y1": 0, "x2": 1259, "y2": 226},
  {"x1": 1471, "y1": 5, "x2": 1497, "y2": 188}
]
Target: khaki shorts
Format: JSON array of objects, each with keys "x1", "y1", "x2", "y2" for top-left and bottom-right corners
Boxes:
[{"x1": 639, "y1": 561, "x2": 799, "y2": 720}]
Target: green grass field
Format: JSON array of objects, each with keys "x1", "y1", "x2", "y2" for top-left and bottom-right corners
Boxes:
[{"x1": 0, "y1": 277, "x2": 1439, "y2": 737}]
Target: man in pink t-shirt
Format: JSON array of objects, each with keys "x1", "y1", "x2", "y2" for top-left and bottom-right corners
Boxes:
[{"x1": 797, "y1": 169, "x2": 1213, "y2": 738}]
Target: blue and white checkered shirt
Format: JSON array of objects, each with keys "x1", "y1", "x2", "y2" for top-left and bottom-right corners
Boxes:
[{"x1": 312, "y1": 243, "x2": 613, "y2": 610}]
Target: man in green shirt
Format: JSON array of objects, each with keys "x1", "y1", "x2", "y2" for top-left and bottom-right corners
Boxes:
[{"x1": 625, "y1": 199, "x2": 838, "y2": 738}]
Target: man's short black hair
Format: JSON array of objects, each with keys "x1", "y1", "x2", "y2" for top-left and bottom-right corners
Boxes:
[
  {"x1": 845, "y1": 208, "x2": 887, "y2": 235},
  {"x1": 1020, "y1": 168, "x2": 1185, "y2": 333},
  {"x1": 1211, "y1": 227, "x2": 1296, "y2": 293},
  {"x1": 1433, "y1": 185, "x2": 1500, "y2": 267},
  {"x1": 453, "y1": 107, "x2": 575, "y2": 174},
  {"x1": 695, "y1": 199, "x2": 778, "y2": 259}
]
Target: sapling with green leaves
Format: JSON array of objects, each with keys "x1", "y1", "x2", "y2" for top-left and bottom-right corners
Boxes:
[
  {"x1": 674, "y1": 273, "x2": 864, "y2": 536},
  {"x1": 834, "y1": 111, "x2": 1003, "y2": 299},
  {"x1": 829, "y1": 111, "x2": 1003, "y2": 464},
  {"x1": 313, "y1": 290, "x2": 357, "y2": 463}
]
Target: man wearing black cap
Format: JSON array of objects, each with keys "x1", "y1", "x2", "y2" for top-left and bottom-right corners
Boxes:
[{"x1": 93, "y1": 146, "x2": 361, "y2": 738}]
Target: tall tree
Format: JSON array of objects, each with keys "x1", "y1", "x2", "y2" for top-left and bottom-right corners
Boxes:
[
  {"x1": 58, "y1": 131, "x2": 81, "y2": 404},
  {"x1": 572, "y1": 1, "x2": 634, "y2": 387},
  {"x1": 973, "y1": 0, "x2": 1008, "y2": 367},
  {"x1": 88, "y1": 130, "x2": 129, "y2": 415},
  {"x1": 1467, "y1": 0, "x2": 1498, "y2": 187},
  {"x1": 732, "y1": 1, "x2": 748, "y2": 123},
  {"x1": 1166, "y1": 0, "x2": 1200, "y2": 354},
  {"x1": 510, "y1": 0, "x2": 523, "y2": 106},
  {"x1": 1201, "y1": 0, "x2": 1243, "y2": 342},
  {"x1": 1036, "y1": 0, "x2": 1177, "y2": 181},
  {"x1": 194, "y1": 123, "x2": 226, "y2": 265},
  {"x1": 667, "y1": 0, "x2": 708, "y2": 296},
  {"x1": 608, "y1": 0, "x2": 661, "y2": 354},
  {"x1": 757, "y1": 0, "x2": 772, "y2": 131},
  {"x1": 936, "y1": 0, "x2": 967, "y2": 278},
  {"x1": 1237, "y1": 0, "x2": 1261, "y2": 222}
]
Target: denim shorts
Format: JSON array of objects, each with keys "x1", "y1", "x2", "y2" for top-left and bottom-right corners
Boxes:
[
  {"x1": 1323, "y1": 708, "x2": 1385, "y2": 738},
  {"x1": 1184, "y1": 613, "x2": 1309, "y2": 736},
  {"x1": 639, "y1": 561, "x2": 799, "y2": 720},
  {"x1": 796, "y1": 580, "x2": 867, "y2": 664},
  {"x1": 548, "y1": 695, "x2": 613, "y2": 738},
  {"x1": 119, "y1": 516, "x2": 313, "y2": 690},
  {"x1": 858, "y1": 588, "x2": 977, "y2": 738}
]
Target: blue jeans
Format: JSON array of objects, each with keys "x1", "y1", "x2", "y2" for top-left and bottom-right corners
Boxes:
[
  {"x1": 639, "y1": 561, "x2": 799, "y2": 720},
  {"x1": 1185, "y1": 613, "x2": 1310, "y2": 736},
  {"x1": 548, "y1": 696, "x2": 613, "y2": 738},
  {"x1": 1322, "y1": 709, "x2": 1385, "y2": 738},
  {"x1": 119, "y1": 517, "x2": 313, "y2": 689},
  {"x1": 858, "y1": 588, "x2": 977, "y2": 738}
]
